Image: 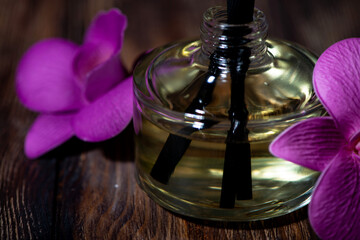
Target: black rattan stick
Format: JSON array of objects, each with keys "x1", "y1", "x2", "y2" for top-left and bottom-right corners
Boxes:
[
  {"x1": 150, "y1": 54, "x2": 221, "y2": 184},
  {"x1": 219, "y1": 0, "x2": 254, "y2": 208}
]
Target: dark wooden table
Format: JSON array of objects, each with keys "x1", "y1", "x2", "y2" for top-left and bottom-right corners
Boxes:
[{"x1": 2, "y1": 1, "x2": 360, "y2": 239}]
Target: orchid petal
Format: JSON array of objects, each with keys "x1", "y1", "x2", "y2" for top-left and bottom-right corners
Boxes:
[
  {"x1": 84, "y1": 54, "x2": 127, "y2": 102},
  {"x1": 73, "y1": 76, "x2": 133, "y2": 142},
  {"x1": 313, "y1": 38, "x2": 360, "y2": 140},
  {"x1": 16, "y1": 39, "x2": 84, "y2": 112},
  {"x1": 309, "y1": 149, "x2": 360, "y2": 239},
  {"x1": 269, "y1": 117, "x2": 345, "y2": 171},
  {"x1": 84, "y1": 9, "x2": 127, "y2": 55},
  {"x1": 25, "y1": 113, "x2": 75, "y2": 159}
]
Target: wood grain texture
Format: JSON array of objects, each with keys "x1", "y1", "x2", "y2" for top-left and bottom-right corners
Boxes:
[
  {"x1": 0, "y1": 1, "x2": 61, "y2": 239},
  {"x1": 1, "y1": 0, "x2": 360, "y2": 239}
]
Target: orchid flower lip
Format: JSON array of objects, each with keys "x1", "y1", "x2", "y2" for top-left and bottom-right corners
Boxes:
[{"x1": 349, "y1": 131, "x2": 360, "y2": 154}]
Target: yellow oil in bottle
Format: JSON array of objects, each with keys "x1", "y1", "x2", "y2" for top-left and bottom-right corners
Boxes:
[{"x1": 133, "y1": 7, "x2": 324, "y2": 221}]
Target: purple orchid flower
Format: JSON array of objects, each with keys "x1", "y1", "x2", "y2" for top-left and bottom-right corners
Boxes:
[
  {"x1": 16, "y1": 9, "x2": 133, "y2": 159},
  {"x1": 270, "y1": 38, "x2": 360, "y2": 239}
]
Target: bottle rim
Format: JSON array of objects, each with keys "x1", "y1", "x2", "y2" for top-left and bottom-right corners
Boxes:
[
  {"x1": 203, "y1": 6, "x2": 266, "y2": 29},
  {"x1": 200, "y1": 6, "x2": 269, "y2": 68}
]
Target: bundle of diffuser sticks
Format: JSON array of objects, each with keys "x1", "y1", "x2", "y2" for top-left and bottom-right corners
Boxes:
[{"x1": 150, "y1": 0, "x2": 255, "y2": 208}]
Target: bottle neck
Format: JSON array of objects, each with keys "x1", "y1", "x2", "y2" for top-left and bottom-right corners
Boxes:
[{"x1": 200, "y1": 6, "x2": 271, "y2": 68}]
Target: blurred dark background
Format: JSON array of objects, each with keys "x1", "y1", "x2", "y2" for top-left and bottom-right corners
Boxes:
[{"x1": 2, "y1": 0, "x2": 360, "y2": 72}]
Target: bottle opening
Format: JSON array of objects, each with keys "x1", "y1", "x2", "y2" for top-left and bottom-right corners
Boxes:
[{"x1": 200, "y1": 6, "x2": 270, "y2": 68}]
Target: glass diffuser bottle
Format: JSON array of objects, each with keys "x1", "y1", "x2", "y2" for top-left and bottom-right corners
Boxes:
[{"x1": 133, "y1": 6, "x2": 324, "y2": 221}]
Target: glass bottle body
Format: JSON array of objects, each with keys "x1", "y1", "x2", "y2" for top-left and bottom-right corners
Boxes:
[{"x1": 133, "y1": 8, "x2": 324, "y2": 221}]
